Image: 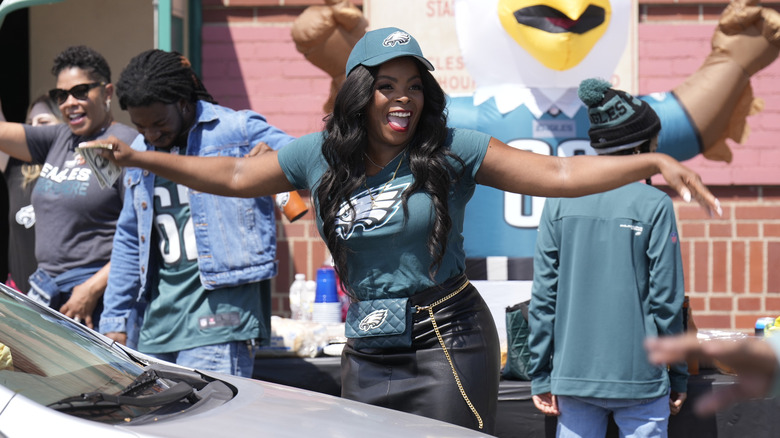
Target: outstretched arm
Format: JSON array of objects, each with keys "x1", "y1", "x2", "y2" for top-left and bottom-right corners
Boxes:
[
  {"x1": 86, "y1": 136, "x2": 296, "y2": 198},
  {"x1": 672, "y1": 0, "x2": 780, "y2": 162},
  {"x1": 477, "y1": 138, "x2": 722, "y2": 216}
]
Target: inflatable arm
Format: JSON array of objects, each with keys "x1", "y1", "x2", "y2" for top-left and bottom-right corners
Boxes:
[
  {"x1": 673, "y1": 0, "x2": 780, "y2": 162},
  {"x1": 290, "y1": 0, "x2": 367, "y2": 113}
]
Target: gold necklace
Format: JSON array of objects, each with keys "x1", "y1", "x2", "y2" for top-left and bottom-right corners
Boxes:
[
  {"x1": 364, "y1": 153, "x2": 385, "y2": 170},
  {"x1": 365, "y1": 151, "x2": 405, "y2": 209},
  {"x1": 364, "y1": 146, "x2": 406, "y2": 170}
]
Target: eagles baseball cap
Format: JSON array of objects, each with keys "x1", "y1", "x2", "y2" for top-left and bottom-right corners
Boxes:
[{"x1": 346, "y1": 27, "x2": 435, "y2": 76}]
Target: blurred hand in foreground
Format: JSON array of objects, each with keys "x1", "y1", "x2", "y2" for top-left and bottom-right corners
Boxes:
[{"x1": 645, "y1": 334, "x2": 778, "y2": 416}]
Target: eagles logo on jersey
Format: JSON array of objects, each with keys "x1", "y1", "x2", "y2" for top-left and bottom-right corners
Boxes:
[{"x1": 336, "y1": 182, "x2": 409, "y2": 240}]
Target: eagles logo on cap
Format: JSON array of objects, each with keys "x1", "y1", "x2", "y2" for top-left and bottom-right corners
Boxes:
[
  {"x1": 346, "y1": 27, "x2": 435, "y2": 75},
  {"x1": 383, "y1": 31, "x2": 411, "y2": 47}
]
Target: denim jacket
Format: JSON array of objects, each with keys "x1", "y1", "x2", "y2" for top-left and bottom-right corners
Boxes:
[{"x1": 100, "y1": 101, "x2": 294, "y2": 335}]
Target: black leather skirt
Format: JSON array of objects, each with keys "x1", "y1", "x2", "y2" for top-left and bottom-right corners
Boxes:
[{"x1": 341, "y1": 275, "x2": 500, "y2": 434}]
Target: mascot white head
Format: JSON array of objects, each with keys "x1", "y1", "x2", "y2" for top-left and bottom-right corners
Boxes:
[{"x1": 454, "y1": 0, "x2": 630, "y2": 112}]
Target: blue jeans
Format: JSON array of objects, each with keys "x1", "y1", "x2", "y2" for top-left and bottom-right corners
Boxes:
[
  {"x1": 557, "y1": 394, "x2": 670, "y2": 438},
  {"x1": 146, "y1": 341, "x2": 255, "y2": 378}
]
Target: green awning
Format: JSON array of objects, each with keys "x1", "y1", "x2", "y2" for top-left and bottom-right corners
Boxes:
[{"x1": 0, "y1": 0, "x2": 64, "y2": 28}]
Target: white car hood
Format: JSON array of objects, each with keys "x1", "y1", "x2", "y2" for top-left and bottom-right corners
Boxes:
[{"x1": 0, "y1": 373, "x2": 490, "y2": 438}]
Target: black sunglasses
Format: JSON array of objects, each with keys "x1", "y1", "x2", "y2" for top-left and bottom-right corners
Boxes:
[{"x1": 48, "y1": 82, "x2": 105, "y2": 105}]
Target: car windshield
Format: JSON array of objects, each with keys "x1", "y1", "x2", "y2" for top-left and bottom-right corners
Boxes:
[{"x1": 0, "y1": 285, "x2": 144, "y2": 406}]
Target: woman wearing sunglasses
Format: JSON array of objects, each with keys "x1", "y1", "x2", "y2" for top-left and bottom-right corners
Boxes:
[{"x1": 0, "y1": 45, "x2": 137, "y2": 332}]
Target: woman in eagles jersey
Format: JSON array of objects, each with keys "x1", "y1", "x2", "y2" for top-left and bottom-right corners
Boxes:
[{"x1": 92, "y1": 28, "x2": 721, "y2": 433}]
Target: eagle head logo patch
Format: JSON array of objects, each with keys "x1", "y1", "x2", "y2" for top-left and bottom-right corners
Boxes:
[
  {"x1": 359, "y1": 309, "x2": 388, "y2": 332},
  {"x1": 383, "y1": 31, "x2": 412, "y2": 48}
]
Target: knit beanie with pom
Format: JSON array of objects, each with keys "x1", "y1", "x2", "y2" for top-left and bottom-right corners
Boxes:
[{"x1": 578, "y1": 78, "x2": 661, "y2": 155}]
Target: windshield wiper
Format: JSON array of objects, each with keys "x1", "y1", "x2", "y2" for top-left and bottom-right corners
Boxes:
[
  {"x1": 47, "y1": 380, "x2": 194, "y2": 410},
  {"x1": 120, "y1": 368, "x2": 161, "y2": 394}
]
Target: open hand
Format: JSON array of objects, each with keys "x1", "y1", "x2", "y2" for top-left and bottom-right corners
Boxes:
[
  {"x1": 59, "y1": 282, "x2": 101, "y2": 329},
  {"x1": 669, "y1": 391, "x2": 687, "y2": 415},
  {"x1": 646, "y1": 334, "x2": 777, "y2": 416},
  {"x1": 656, "y1": 154, "x2": 722, "y2": 217},
  {"x1": 532, "y1": 392, "x2": 560, "y2": 416}
]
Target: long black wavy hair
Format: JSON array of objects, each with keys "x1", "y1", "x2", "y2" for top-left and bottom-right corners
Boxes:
[
  {"x1": 115, "y1": 49, "x2": 216, "y2": 109},
  {"x1": 316, "y1": 58, "x2": 463, "y2": 295}
]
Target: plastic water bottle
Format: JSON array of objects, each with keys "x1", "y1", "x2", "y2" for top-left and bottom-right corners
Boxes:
[
  {"x1": 313, "y1": 267, "x2": 342, "y2": 323},
  {"x1": 289, "y1": 273, "x2": 306, "y2": 320},
  {"x1": 302, "y1": 280, "x2": 317, "y2": 321}
]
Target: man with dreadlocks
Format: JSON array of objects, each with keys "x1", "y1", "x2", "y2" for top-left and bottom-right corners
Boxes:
[{"x1": 98, "y1": 49, "x2": 293, "y2": 376}]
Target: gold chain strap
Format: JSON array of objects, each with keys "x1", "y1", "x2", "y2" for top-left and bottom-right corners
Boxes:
[{"x1": 414, "y1": 280, "x2": 483, "y2": 430}]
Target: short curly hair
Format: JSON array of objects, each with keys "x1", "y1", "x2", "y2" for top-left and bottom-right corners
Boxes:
[{"x1": 51, "y1": 45, "x2": 111, "y2": 83}]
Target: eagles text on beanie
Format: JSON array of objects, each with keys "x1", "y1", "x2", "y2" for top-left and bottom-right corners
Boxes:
[{"x1": 578, "y1": 78, "x2": 661, "y2": 155}]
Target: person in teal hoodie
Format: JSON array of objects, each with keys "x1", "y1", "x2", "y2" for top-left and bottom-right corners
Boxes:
[{"x1": 529, "y1": 78, "x2": 688, "y2": 438}]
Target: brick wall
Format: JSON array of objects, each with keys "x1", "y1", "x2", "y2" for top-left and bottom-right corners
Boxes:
[
  {"x1": 669, "y1": 188, "x2": 780, "y2": 333},
  {"x1": 202, "y1": 0, "x2": 336, "y2": 315},
  {"x1": 201, "y1": 1, "x2": 332, "y2": 137},
  {"x1": 202, "y1": 1, "x2": 780, "y2": 331},
  {"x1": 640, "y1": 2, "x2": 780, "y2": 332}
]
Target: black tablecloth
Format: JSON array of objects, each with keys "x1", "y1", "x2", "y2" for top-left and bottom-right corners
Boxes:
[{"x1": 253, "y1": 355, "x2": 780, "y2": 437}]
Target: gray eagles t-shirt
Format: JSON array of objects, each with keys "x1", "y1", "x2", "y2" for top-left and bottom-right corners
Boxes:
[{"x1": 23, "y1": 122, "x2": 138, "y2": 277}]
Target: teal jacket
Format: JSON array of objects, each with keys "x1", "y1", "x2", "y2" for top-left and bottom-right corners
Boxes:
[{"x1": 529, "y1": 182, "x2": 687, "y2": 399}]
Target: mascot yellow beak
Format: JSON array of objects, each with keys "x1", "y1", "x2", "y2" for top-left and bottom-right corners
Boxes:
[{"x1": 498, "y1": 0, "x2": 612, "y2": 71}]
